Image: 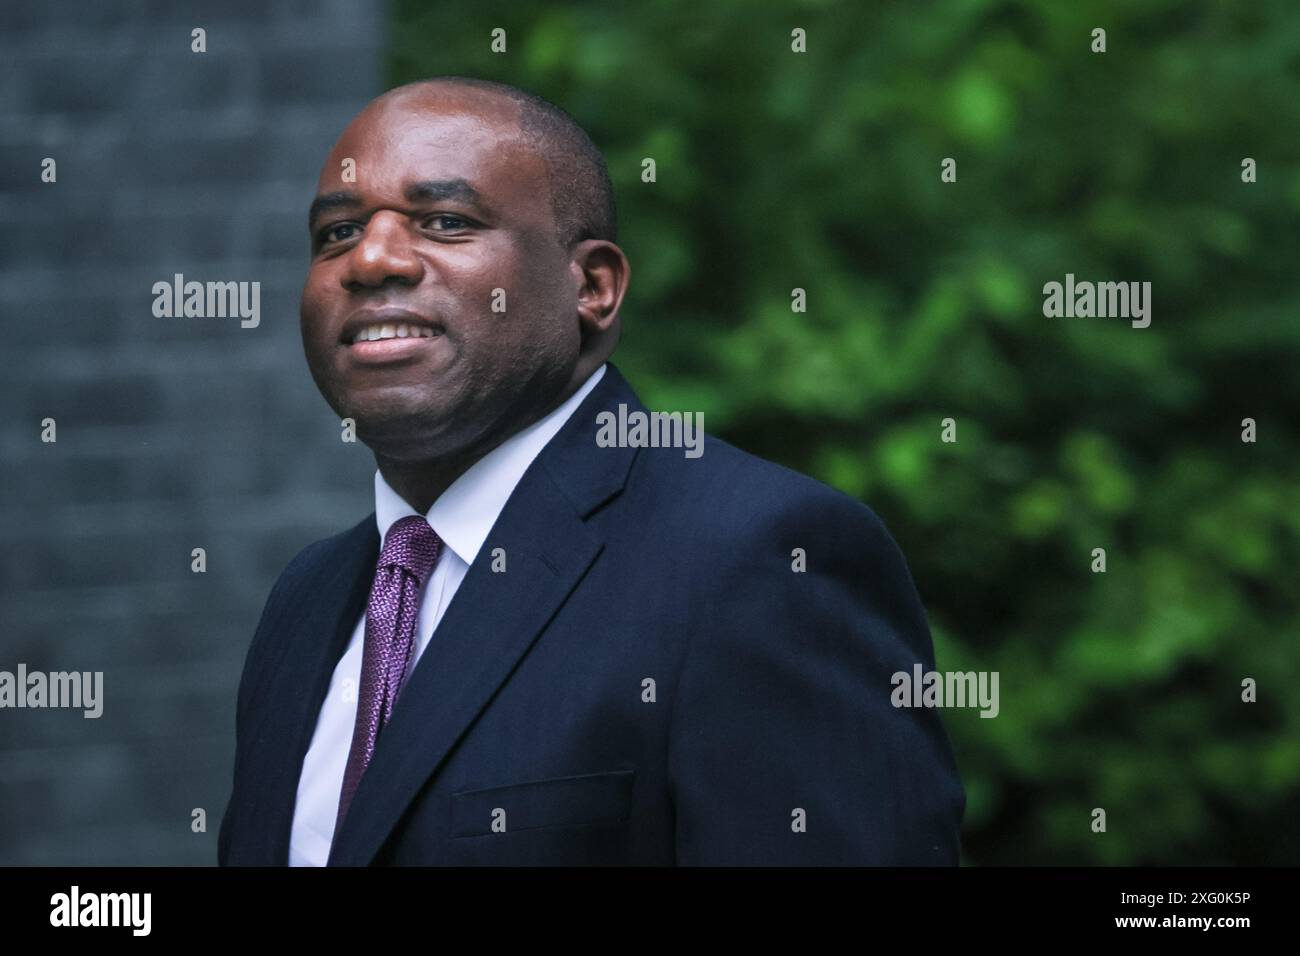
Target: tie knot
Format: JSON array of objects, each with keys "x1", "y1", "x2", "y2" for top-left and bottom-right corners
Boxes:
[{"x1": 377, "y1": 515, "x2": 442, "y2": 584}]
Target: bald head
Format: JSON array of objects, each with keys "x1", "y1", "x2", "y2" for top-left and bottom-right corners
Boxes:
[{"x1": 381, "y1": 76, "x2": 618, "y2": 251}]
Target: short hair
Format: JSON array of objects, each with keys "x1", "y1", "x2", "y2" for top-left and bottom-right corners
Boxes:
[{"x1": 398, "y1": 76, "x2": 618, "y2": 250}]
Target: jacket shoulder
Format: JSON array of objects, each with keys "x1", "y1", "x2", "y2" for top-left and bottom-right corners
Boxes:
[
  {"x1": 270, "y1": 514, "x2": 374, "y2": 594},
  {"x1": 252, "y1": 514, "x2": 375, "y2": 640},
  {"x1": 652, "y1": 430, "x2": 899, "y2": 549}
]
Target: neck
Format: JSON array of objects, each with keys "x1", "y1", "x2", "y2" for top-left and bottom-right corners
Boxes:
[
  {"x1": 374, "y1": 358, "x2": 603, "y2": 514},
  {"x1": 375, "y1": 448, "x2": 483, "y2": 516}
]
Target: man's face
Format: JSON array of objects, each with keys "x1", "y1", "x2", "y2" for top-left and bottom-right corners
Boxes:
[{"x1": 300, "y1": 86, "x2": 582, "y2": 462}]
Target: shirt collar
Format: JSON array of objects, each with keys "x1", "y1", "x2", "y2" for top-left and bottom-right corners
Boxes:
[{"x1": 373, "y1": 362, "x2": 607, "y2": 565}]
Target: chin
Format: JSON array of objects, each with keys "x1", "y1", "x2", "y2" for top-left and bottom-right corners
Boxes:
[{"x1": 352, "y1": 409, "x2": 464, "y2": 461}]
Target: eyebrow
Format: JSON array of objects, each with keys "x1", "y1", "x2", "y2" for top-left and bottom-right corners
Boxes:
[
  {"x1": 307, "y1": 179, "x2": 493, "y2": 234},
  {"x1": 307, "y1": 191, "x2": 361, "y2": 233},
  {"x1": 405, "y1": 178, "x2": 489, "y2": 213}
]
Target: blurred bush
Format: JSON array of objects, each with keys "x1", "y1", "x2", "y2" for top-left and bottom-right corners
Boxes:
[{"x1": 391, "y1": 0, "x2": 1300, "y2": 864}]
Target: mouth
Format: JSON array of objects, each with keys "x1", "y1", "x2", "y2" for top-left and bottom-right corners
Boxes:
[
  {"x1": 340, "y1": 308, "x2": 446, "y2": 365},
  {"x1": 348, "y1": 322, "x2": 441, "y2": 344}
]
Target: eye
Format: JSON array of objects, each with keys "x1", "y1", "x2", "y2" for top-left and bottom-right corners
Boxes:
[
  {"x1": 424, "y1": 213, "x2": 472, "y2": 231},
  {"x1": 318, "y1": 222, "x2": 360, "y2": 245}
]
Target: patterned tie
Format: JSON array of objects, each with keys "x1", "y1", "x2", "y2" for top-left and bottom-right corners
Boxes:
[{"x1": 334, "y1": 514, "x2": 443, "y2": 837}]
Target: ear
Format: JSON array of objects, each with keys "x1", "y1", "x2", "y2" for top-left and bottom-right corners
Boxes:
[{"x1": 569, "y1": 240, "x2": 630, "y2": 338}]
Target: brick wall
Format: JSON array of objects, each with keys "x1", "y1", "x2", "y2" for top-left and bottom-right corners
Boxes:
[{"x1": 0, "y1": 1, "x2": 383, "y2": 864}]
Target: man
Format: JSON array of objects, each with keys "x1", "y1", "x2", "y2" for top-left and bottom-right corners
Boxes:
[{"x1": 218, "y1": 76, "x2": 965, "y2": 866}]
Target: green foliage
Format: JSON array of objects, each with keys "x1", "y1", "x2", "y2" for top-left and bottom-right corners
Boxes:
[{"x1": 391, "y1": 0, "x2": 1300, "y2": 864}]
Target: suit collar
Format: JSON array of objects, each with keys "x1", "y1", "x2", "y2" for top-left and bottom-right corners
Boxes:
[{"x1": 537, "y1": 359, "x2": 645, "y2": 518}]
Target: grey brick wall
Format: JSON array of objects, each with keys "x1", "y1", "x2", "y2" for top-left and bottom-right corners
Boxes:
[{"x1": 0, "y1": 1, "x2": 384, "y2": 864}]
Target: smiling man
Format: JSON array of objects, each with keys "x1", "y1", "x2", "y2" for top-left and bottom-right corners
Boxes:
[{"x1": 217, "y1": 76, "x2": 966, "y2": 866}]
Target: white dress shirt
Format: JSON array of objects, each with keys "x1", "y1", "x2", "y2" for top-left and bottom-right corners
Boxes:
[{"x1": 288, "y1": 363, "x2": 607, "y2": 866}]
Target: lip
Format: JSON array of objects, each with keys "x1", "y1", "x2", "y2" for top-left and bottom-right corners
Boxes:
[
  {"x1": 340, "y1": 307, "x2": 444, "y2": 345},
  {"x1": 338, "y1": 306, "x2": 444, "y2": 366},
  {"x1": 347, "y1": 335, "x2": 445, "y2": 365},
  {"x1": 339, "y1": 307, "x2": 446, "y2": 366}
]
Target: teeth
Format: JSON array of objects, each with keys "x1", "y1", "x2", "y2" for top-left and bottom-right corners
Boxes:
[{"x1": 352, "y1": 323, "x2": 437, "y2": 344}]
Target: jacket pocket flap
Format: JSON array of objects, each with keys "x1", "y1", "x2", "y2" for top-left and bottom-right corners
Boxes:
[{"x1": 450, "y1": 769, "x2": 634, "y2": 837}]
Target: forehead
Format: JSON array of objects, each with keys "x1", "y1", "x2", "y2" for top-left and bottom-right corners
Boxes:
[{"x1": 320, "y1": 88, "x2": 551, "y2": 224}]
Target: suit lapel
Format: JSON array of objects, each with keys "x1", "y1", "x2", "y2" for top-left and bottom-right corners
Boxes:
[
  {"x1": 326, "y1": 362, "x2": 645, "y2": 865},
  {"x1": 238, "y1": 514, "x2": 378, "y2": 865}
]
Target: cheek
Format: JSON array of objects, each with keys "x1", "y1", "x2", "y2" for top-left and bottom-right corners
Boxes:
[
  {"x1": 494, "y1": 248, "x2": 572, "y2": 324},
  {"x1": 299, "y1": 274, "x2": 324, "y2": 326},
  {"x1": 299, "y1": 274, "x2": 337, "y2": 343},
  {"x1": 462, "y1": 254, "x2": 522, "y2": 307},
  {"x1": 453, "y1": 257, "x2": 533, "y2": 332}
]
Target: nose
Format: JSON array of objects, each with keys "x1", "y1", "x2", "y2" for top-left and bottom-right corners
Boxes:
[{"x1": 340, "y1": 210, "x2": 424, "y2": 291}]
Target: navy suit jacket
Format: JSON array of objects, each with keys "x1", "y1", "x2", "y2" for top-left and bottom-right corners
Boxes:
[{"x1": 218, "y1": 362, "x2": 965, "y2": 865}]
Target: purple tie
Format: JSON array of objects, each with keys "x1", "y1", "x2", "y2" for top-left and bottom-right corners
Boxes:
[{"x1": 334, "y1": 514, "x2": 443, "y2": 837}]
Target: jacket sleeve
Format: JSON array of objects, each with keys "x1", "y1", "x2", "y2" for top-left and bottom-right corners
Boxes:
[{"x1": 667, "y1": 481, "x2": 966, "y2": 864}]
